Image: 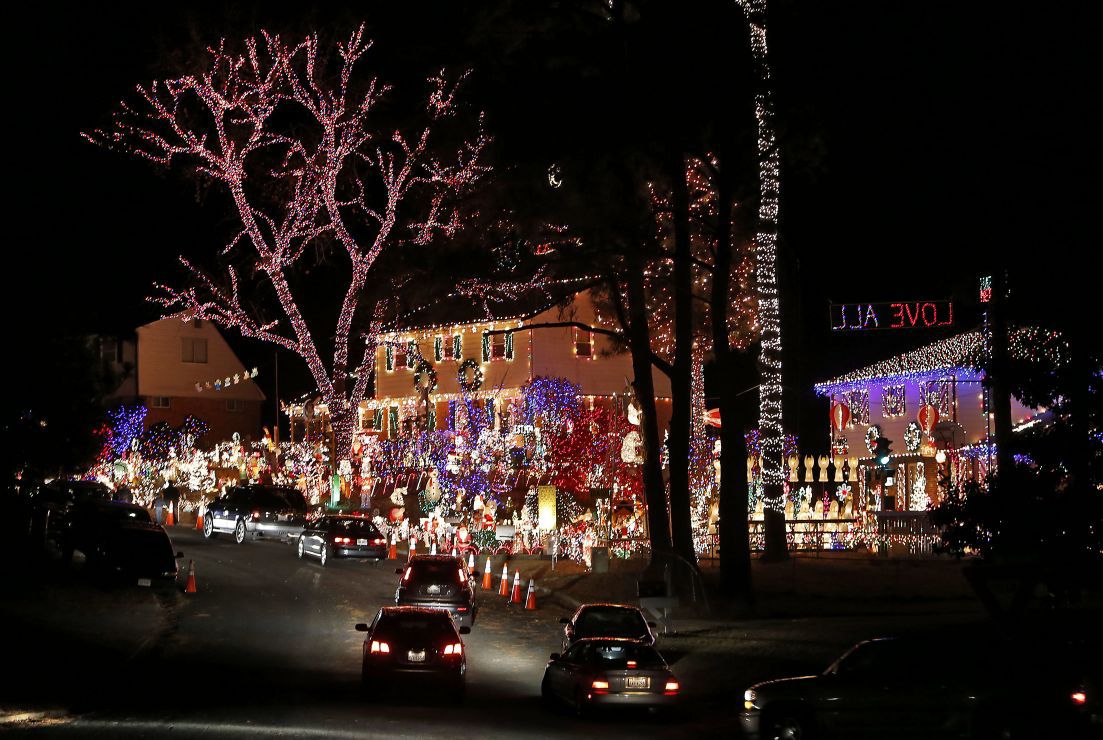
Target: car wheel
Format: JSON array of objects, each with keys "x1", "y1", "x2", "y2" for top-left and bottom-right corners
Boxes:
[
  {"x1": 296, "y1": 537, "x2": 305, "y2": 559},
  {"x1": 234, "y1": 519, "x2": 247, "y2": 544},
  {"x1": 319, "y1": 544, "x2": 329, "y2": 567},
  {"x1": 203, "y1": 516, "x2": 216, "y2": 539},
  {"x1": 762, "y1": 708, "x2": 813, "y2": 740}
]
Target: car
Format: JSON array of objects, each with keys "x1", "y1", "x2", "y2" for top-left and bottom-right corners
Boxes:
[
  {"x1": 60, "y1": 501, "x2": 152, "y2": 563},
  {"x1": 296, "y1": 515, "x2": 387, "y2": 565},
  {"x1": 541, "y1": 637, "x2": 680, "y2": 714},
  {"x1": 395, "y1": 555, "x2": 477, "y2": 628},
  {"x1": 84, "y1": 520, "x2": 183, "y2": 589},
  {"x1": 740, "y1": 634, "x2": 1101, "y2": 740},
  {"x1": 27, "y1": 480, "x2": 113, "y2": 547},
  {"x1": 559, "y1": 603, "x2": 657, "y2": 653},
  {"x1": 355, "y1": 606, "x2": 470, "y2": 698},
  {"x1": 202, "y1": 485, "x2": 307, "y2": 544}
]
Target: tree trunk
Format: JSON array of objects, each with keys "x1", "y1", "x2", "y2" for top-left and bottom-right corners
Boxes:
[
  {"x1": 625, "y1": 264, "x2": 673, "y2": 557},
  {"x1": 711, "y1": 168, "x2": 753, "y2": 600},
  {"x1": 666, "y1": 151, "x2": 698, "y2": 568}
]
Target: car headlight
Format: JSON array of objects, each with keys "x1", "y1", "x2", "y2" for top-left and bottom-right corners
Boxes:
[{"x1": 744, "y1": 688, "x2": 757, "y2": 711}]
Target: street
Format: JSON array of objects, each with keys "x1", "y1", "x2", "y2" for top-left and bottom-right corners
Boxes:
[{"x1": 0, "y1": 527, "x2": 983, "y2": 738}]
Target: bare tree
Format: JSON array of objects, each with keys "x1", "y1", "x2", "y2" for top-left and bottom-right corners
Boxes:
[{"x1": 85, "y1": 26, "x2": 489, "y2": 460}]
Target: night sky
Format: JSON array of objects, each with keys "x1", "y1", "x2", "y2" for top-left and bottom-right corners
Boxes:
[{"x1": 13, "y1": 1, "x2": 1091, "y2": 448}]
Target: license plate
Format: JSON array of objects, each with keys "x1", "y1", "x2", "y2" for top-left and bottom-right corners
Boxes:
[
  {"x1": 357, "y1": 538, "x2": 369, "y2": 546},
  {"x1": 137, "y1": 578, "x2": 152, "y2": 587},
  {"x1": 427, "y1": 585, "x2": 441, "y2": 595},
  {"x1": 626, "y1": 676, "x2": 650, "y2": 689},
  {"x1": 408, "y1": 650, "x2": 426, "y2": 663}
]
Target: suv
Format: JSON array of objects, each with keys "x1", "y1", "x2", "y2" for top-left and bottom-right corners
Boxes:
[
  {"x1": 203, "y1": 485, "x2": 307, "y2": 544},
  {"x1": 395, "y1": 555, "x2": 477, "y2": 629}
]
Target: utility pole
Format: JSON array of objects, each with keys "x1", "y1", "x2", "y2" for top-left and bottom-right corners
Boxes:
[{"x1": 984, "y1": 272, "x2": 1014, "y2": 476}]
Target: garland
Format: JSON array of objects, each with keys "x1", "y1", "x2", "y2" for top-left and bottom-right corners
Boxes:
[
  {"x1": 457, "y1": 358, "x2": 483, "y2": 394},
  {"x1": 413, "y1": 360, "x2": 438, "y2": 394}
]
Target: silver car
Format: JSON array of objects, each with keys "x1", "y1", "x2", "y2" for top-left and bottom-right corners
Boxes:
[
  {"x1": 202, "y1": 485, "x2": 306, "y2": 544},
  {"x1": 541, "y1": 638, "x2": 680, "y2": 714}
]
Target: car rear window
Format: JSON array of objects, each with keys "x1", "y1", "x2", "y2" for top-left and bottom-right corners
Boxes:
[
  {"x1": 332, "y1": 519, "x2": 381, "y2": 536},
  {"x1": 409, "y1": 560, "x2": 463, "y2": 583},
  {"x1": 576, "y1": 607, "x2": 648, "y2": 636},
  {"x1": 97, "y1": 507, "x2": 151, "y2": 524},
  {"x1": 377, "y1": 612, "x2": 455, "y2": 638},
  {"x1": 586, "y1": 642, "x2": 665, "y2": 668}
]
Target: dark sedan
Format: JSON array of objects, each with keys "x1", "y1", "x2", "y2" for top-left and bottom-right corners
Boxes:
[
  {"x1": 296, "y1": 515, "x2": 387, "y2": 565},
  {"x1": 85, "y1": 521, "x2": 182, "y2": 589},
  {"x1": 356, "y1": 607, "x2": 470, "y2": 698},
  {"x1": 559, "y1": 603, "x2": 657, "y2": 653},
  {"x1": 60, "y1": 501, "x2": 152, "y2": 563},
  {"x1": 541, "y1": 638, "x2": 680, "y2": 714},
  {"x1": 395, "y1": 555, "x2": 477, "y2": 628},
  {"x1": 203, "y1": 485, "x2": 307, "y2": 544},
  {"x1": 741, "y1": 634, "x2": 1100, "y2": 739}
]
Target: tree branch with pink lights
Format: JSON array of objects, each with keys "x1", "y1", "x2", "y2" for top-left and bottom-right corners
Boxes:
[{"x1": 85, "y1": 25, "x2": 490, "y2": 460}]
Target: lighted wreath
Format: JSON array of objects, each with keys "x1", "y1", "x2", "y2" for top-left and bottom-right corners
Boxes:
[
  {"x1": 412, "y1": 360, "x2": 438, "y2": 395},
  {"x1": 904, "y1": 421, "x2": 922, "y2": 452},
  {"x1": 457, "y1": 358, "x2": 483, "y2": 394},
  {"x1": 865, "y1": 424, "x2": 881, "y2": 454}
]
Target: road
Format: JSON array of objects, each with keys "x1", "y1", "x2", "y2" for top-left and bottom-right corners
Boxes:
[{"x1": 1, "y1": 526, "x2": 983, "y2": 738}]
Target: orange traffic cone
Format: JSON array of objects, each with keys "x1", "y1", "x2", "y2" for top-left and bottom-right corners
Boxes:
[
  {"x1": 498, "y1": 563, "x2": 510, "y2": 597},
  {"x1": 467, "y1": 551, "x2": 475, "y2": 573},
  {"x1": 388, "y1": 533, "x2": 398, "y2": 561},
  {"x1": 408, "y1": 537, "x2": 417, "y2": 561},
  {"x1": 482, "y1": 557, "x2": 493, "y2": 590},
  {"x1": 525, "y1": 578, "x2": 537, "y2": 610},
  {"x1": 165, "y1": 508, "x2": 175, "y2": 527},
  {"x1": 510, "y1": 570, "x2": 522, "y2": 604},
  {"x1": 195, "y1": 505, "x2": 204, "y2": 531},
  {"x1": 184, "y1": 559, "x2": 197, "y2": 594}
]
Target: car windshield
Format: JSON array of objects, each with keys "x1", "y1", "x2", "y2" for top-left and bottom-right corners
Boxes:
[
  {"x1": 95, "y1": 506, "x2": 151, "y2": 524},
  {"x1": 408, "y1": 560, "x2": 462, "y2": 583},
  {"x1": 275, "y1": 488, "x2": 308, "y2": 511},
  {"x1": 575, "y1": 607, "x2": 648, "y2": 637},
  {"x1": 377, "y1": 612, "x2": 455, "y2": 638},
  {"x1": 332, "y1": 519, "x2": 381, "y2": 535},
  {"x1": 587, "y1": 642, "x2": 665, "y2": 669}
]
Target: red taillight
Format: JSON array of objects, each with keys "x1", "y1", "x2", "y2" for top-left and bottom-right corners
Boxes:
[
  {"x1": 443, "y1": 643, "x2": 463, "y2": 656},
  {"x1": 252, "y1": 510, "x2": 261, "y2": 520},
  {"x1": 370, "y1": 640, "x2": 390, "y2": 654},
  {"x1": 372, "y1": 538, "x2": 385, "y2": 545},
  {"x1": 627, "y1": 660, "x2": 637, "y2": 668},
  {"x1": 591, "y1": 679, "x2": 609, "y2": 694},
  {"x1": 1071, "y1": 691, "x2": 1087, "y2": 705},
  {"x1": 456, "y1": 606, "x2": 468, "y2": 612},
  {"x1": 334, "y1": 536, "x2": 352, "y2": 544},
  {"x1": 664, "y1": 680, "x2": 680, "y2": 695}
]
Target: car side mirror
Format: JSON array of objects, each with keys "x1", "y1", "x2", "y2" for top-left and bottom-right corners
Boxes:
[
  {"x1": 354, "y1": 623, "x2": 369, "y2": 632},
  {"x1": 175, "y1": 551, "x2": 184, "y2": 558},
  {"x1": 558, "y1": 617, "x2": 571, "y2": 625},
  {"x1": 459, "y1": 626, "x2": 471, "y2": 635},
  {"x1": 549, "y1": 653, "x2": 560, "y2": 661}
]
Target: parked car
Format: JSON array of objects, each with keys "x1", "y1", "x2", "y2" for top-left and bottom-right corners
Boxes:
[
  {"x1": 296, "y1": 515, "x2": 387, "y2": 565},
  {"x1": 202, "y1": 485, "x2": 307, "y2": 544},
  {"x1": 740, "y1": 634, "x2": 1101, "y2": 739},
  {"x1": 541, "y1": 638, "x2": 680, "y2": 714},
  {"x1": 395, "y1": 555, "x2": 477, "y2": 628},
  {"x1": 85, "y1": 521, "x2": 183, "y2": 589},
  {"x1": 60, "y1": 501, "x2": 152, "y2": 563},
  {"x1": 559, "y1": 603, "x2": 657, "y2": 653},
  {"x1": 27, "y1": 480, "x2": 113, "y2": 547},
  {"x1": 356, "y1": 606, "x2": 470, "y2": 697}
]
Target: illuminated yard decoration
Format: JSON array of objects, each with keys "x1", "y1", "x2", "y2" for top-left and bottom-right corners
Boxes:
[
  {"x1": 86, "y1": 25, "x2": 489, "y2": 463},
  {"x1": 830, "y1": 300, "x2": 954, "y2": 331}
]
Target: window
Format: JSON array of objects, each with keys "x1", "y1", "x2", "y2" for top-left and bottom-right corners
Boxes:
[
  {"x1": 483, "y1": 331, "x2": 513, "y2": 361},
  {"x1": 181, "y1": 337, "x2": 208, "y2": 363},
  {"x1": 406, "y1": 341, "x2": 417, "y2": 368},
  {"x1": 436, "y1": 333, "x2": 462, "y2": 361},
  {"x1": 881, "y1": 385, "x2": 906, "y2": 418},
  {"x1": 226, "y1": 398, "x2": 244, "y2": 412},
  {"x1": 151, "y1": 396, "x2": 171, "y2": 409},
  {"x1": 845, "y1": 389, "x2": 870, "y2": 426},
  {"x1": 574, "y1": 328, "x2": 593, "y2": 358},
  {"x1": 491, "y1": 333, "x2": 507, "y2": 359},
  {"x1": 394, "y1": 343, "x2": 407, "y2": 369}
]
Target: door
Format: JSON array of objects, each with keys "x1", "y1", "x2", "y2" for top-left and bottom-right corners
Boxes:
[{"x1": 309, "y1": 519, "x2": 328, "y2": 554}]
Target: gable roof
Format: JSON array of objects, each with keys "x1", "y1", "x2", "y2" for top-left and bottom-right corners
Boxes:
[{"x1": 814, "y1": 331, "x2": 988, "y2": 395}]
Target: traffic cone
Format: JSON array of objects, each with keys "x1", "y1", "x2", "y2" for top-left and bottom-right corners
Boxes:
[
  {"x1": 524, "y1": 578, "x2": 537, "y2": 610},
  {"x1": 184, "y1": 560, "x2": 197, "y2": 594},
  {"x1": 430, "y1": 540, "x2": 438, "y2": 555},
  {"x1": 467, "y1": 551, "x2": 475, "y2": 573},
  {"x1": 451, "y1": 546, "x2": 457, "y2": 557},
  {"x1": 195, "y1": 504, "x2": 204, "y2": 531},
  {"x1": 498, "y1": 563, "x2": 510, "y2": 597},
  {"x1": 510, "y1": 570, "x2": 522, "y2": 604},
  {"x1": 482, "y1": 557, "x2": 493, "y2": 590},
  {"x1": 388, "y1": 532, "x2": 398, "y2": 560},
  {"x1": 409, "y1": 537, "x2": 417, "y2": 561},
  {"x1": 165, "y1": 508, "x2": 175, "y2": 527}
]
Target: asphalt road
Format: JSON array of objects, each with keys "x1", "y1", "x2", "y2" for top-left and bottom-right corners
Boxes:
[{"x1": 1, "y1": 526, "x2": 984, "y2": 738}]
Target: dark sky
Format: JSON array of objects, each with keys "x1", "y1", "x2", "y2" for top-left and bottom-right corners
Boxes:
[{"x1": 13, "y1": 1, "x2": 1092, "y2": 445}]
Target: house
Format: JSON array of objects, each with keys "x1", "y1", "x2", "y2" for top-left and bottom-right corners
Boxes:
[
  {"x1": 813, "y1": 329, "x2": 1044, "y2": 511},
  {"x1": 363, "y1": 289, "x2": 672, "y2": 435},
  {"x1": 136, "y1": 318, "x2": 265, "y2": 442}
]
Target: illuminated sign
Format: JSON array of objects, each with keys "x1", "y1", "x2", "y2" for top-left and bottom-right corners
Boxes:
[
  {"x1": 978, "y1": 275, "x2": 992, "y2": 303},
  {"x1": 830, "y1": 301, "x2": 954, "y2": 331}
]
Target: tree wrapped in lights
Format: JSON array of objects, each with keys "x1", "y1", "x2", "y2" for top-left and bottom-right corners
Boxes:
[{"x1": 86, "y1": 25, "x2": 489, "y2": 465}]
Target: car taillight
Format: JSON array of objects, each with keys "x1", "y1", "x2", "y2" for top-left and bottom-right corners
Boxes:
[
  {"x1": 402, "y1": 567, "x2": 411, "y2": 581},
  {"x1": 664, "y1": 680, "x2": 680, "y2": 695},
  {"x1": 443, "y1": 643, "x2": 463, "y2": 656},
  {"x1": 627, "y1": 660, "x2": 637, "y2": 668},
  {"x1": 334, "y1": 536, "x2": 352, "y2": 544},
  {"x1": 591, "y1": 679, "x2": 609, "y2": 693},
  {"x1": 370, "y1": 641, "x2": 390, "y2": 654},
  {"x1": 372, "y1": 538, "x2": 385, "y2": 545},
  {"x1": 456, "y1": 606, "x2": 468, "y2": 612},
  {"x1": 1071, "y1": 691, "x2": 1087, "y2": 705},
  {"x1": 252, "y1": 510, "x2": 261, "y2": 520},
  {"x1": 457, "y1": 568, "x2": 467, "y2": 582}
]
